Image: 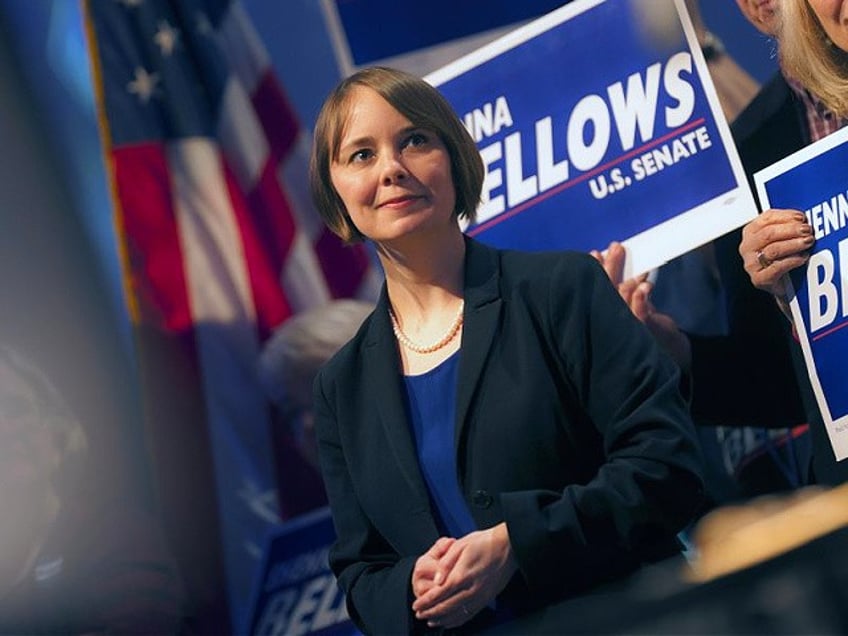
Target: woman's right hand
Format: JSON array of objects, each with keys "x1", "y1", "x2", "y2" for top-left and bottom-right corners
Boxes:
[
  {"x1": 411, "y1": 536, "x2": 455, "y2": 600},
  {"x1": 411, "y1": 524, "x2": 516, "y2": 629},
  {"x1": 739, "y1": 209, "x2": 814, "y2": 297}
]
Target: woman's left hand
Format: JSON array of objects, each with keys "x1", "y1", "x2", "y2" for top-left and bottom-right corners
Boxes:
[{"x1": 411, "y1": 522, "x2": 517, "y2": 629}]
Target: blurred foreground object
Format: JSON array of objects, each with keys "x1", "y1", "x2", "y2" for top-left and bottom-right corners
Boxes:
[
  {"x1": 493, "y1": 485, "x2": 848, "y2": 633},
  {"x1": 688, "y1": 483, "x2": 848, "y2": 582},
  {"x1": 0, "y1": 345, "x2": 184, "y2": 634}
]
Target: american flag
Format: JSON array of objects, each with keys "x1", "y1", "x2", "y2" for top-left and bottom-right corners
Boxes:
[{"x1": 83, "y1": 0, "x2": 376, "y2": 630}]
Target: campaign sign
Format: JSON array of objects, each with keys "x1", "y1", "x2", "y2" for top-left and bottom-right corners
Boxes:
[
  {"x1": 755, "y1": 125, "x2": 848, "y2": 462},
  {"x1": 426, "y1": 0, "x2": 756, "y2": 278},
  {"x1": 246, "y1": 506, "x2": 357, "y2": 635}
]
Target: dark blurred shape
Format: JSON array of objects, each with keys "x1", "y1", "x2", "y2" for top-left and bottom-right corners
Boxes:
[
  {"x1": 488, "y1": 488, "x2": 848, "y2": 634},
  {"x1": 0, "y1": 8, "x2": 187, "y2": 634}
]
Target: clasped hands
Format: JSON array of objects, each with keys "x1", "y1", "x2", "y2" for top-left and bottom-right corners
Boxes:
[{"x1": 411, "y1": 522, "x2": 516, "y2": 629}]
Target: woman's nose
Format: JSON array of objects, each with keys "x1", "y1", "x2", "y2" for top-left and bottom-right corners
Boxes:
[{"x1": 379, "y1": 153, "x2": 408, "y2": 185}]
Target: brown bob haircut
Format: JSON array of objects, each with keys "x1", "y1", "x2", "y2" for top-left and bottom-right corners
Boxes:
[{"x1": 309, "y1": 66, "x2": 485, "y2": 243}]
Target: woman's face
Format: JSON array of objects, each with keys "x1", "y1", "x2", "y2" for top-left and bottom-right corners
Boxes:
[
  {"x1": 329, "y1": 86, "x2": 457, "y2": 245},
  {"x1": 807, "y1": 0, "x2": 848, "y2": 52}
]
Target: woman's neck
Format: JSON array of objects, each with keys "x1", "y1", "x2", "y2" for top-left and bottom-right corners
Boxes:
[
  {"x1": 379, "y1": 230, "x2": 466, "y2": 375},
  {"x1": 378, "y1": 230, "x2": 466, "y2": 306}
]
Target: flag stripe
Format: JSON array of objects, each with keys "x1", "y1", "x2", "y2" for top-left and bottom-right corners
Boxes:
[
  {"x1": 252, "y1": 71, "x2": 301, "y2": 164},
  {"x1": 277, "y1": 134, "x2": 325, "y2": 239},
  {"x1": 215, "y1": 2, "x2": 270, "y2": 98},
  {"x1": 167, "y1": 139, "x2": 255, "y2": 326},
  {"x1": 167, "y1": 137, "x2": 277, "y2": 625},
  {"x1": 316, "y1": 228, "x2": 372, "y2": 298},
  {"x1": 114, "y1": 143, "x2": 192, "y2": 333},
  {"x1": 282, "y1": 233, "x2": 333, "y2": 313},
  {"x1": 230, "y1": 159, "x2": 294, "y2": 338},
  {"x1": 217, "y1": 78, "x2": 268, "y2": 191}
]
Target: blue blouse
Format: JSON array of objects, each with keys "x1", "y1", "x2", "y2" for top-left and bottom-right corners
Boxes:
[{"x1": 403, "y1": 352, "x2": 477, "y2": 538}]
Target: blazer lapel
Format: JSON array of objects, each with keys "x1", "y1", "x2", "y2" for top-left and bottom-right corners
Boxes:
[
  {"x1": 364, "y1": 289, "x2": 434, "y2": 509},
  {"x1": 455, "y1": 238, "x2": 502, "y2": 448}
]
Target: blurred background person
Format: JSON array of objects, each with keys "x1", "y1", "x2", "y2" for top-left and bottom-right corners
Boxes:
[
  {"x1": 598, "y1": 0, "x2": 848, "y2": 511},
  {"x1": 736, "y1": 0, "x2": 848, "y2": 487},
  {"x1": 651, "y1": 1, "x2": 762, "y2": 343},
  {"x1": 687, "y1": 0, "x2": 763, "y2": 123},
  {"x1": 258, "y1": 299, "x2": 374, "y2": 519},
  {"x1": 599, "y1": 0, "x2": 810, "y2": 513}
]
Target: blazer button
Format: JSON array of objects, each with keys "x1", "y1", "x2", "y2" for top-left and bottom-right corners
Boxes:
[{"x1": 472, "y1": 490, "x2": 493, "y2": 509}]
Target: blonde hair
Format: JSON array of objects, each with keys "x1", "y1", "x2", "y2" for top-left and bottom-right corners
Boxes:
[
  {"x1": 309, "y1": 66, "x2": 484, "y2": 243},
  {"x1": 778, "y1": 0, "x2": 848, "y2": 117}
]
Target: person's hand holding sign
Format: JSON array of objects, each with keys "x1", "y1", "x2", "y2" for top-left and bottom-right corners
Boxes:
[{"x1": 739, "y1": 209, "x2": 814, "y2": 298}]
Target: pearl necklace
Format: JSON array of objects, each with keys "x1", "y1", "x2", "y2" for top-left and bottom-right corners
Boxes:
[{"x1": 389, "y1": 301, "x2": 464, "y2": 354}]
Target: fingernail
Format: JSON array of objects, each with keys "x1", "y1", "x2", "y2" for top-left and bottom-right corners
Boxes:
[{"x1": 434, "y1": 572, "x2": 443, "y2": 585}]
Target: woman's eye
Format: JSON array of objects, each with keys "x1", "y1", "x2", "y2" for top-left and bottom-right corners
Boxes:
[
  {"x1": 404, "y1": 132, "x2": 428, "y2": 148},
  {"x1": 349, "y1": 149, "x2": 372, "y2": 163}
]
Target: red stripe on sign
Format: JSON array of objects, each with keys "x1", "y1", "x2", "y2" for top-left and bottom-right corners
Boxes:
[
  {"x1": 222, "y1": 156, "x2": 292, "y2": 340},
  {"x1": 252, "y1": 70, "x2": 300, "y2": 163},
  {"x1": 113, "y1": 143, "x2": 193, "y2": 334}
]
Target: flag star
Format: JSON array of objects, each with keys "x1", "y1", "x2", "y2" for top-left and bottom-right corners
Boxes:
[
  {"x1": 127, "y1": 66, "x2": 159, "y2": 103},
  {"x1": 154, "y1": 20, "x2": 180, "y2": 57}
]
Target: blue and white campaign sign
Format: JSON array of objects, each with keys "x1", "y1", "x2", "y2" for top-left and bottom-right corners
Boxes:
[
  {"x1": 755, "y1": 125, "x2": 848, "y2": 462},
  {"x1": 426, "y1": 0, "x2": 756, "y2": 278},
  {"x1": 246, "y1": 507, "x2": 358, "y2": 635}
]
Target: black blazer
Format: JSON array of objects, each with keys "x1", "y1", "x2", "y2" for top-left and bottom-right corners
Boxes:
[{"x1": 314, "y1": 238, "x2": 704, "y2": 634}]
